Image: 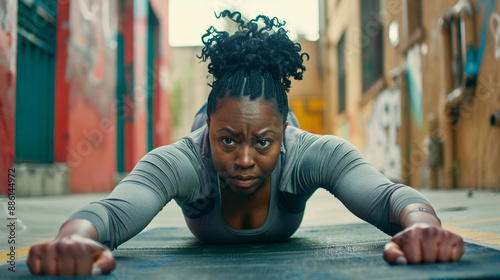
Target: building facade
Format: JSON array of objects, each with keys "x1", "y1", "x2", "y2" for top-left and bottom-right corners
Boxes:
[
  {"x1": 0, "y1": 0, "x2": 171, "y2": 195},
  {"x1": 320, "y1": 0, "x2": 500, "y2": 189}
]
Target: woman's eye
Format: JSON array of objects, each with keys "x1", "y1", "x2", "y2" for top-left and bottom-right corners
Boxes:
[
  {"x1": 221, "y1": 138, "x2": 235, "y2": 146},
  {"x1": 257, "y1": 139, "x2": 272, "y2": 148}
]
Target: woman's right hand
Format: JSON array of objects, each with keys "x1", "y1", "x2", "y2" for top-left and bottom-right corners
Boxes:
[{"x1": 27, "y1": 234, "x2": 115, "y2": 276}]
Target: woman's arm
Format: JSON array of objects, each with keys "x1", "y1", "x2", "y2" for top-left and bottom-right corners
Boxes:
[
  {"x1": 399, "y1": 203, "x2": 441, "y2": 228},
  {"x1": 27, "y1": 143, "x2": 199, "y2": 276},
  {"x1": 297, "y1": 135, "x2": 431, "y2": 236},
  {"x1": 55, "y1": 218, "x2": 99, "y2": 240},
  {"x1": 383, "y1": 203, "x2": 464, "y2": 264},
  {"x1": 27, "y1": 219, "x2": 115, "y2": 276},
  {"x1": 297, "y1": 134, "x2": 464, "y2": 264}
]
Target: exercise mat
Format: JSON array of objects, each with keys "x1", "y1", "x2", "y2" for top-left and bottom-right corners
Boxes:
[{"x1": 3, "y1": 223, "x2": 500, "y2": 279}]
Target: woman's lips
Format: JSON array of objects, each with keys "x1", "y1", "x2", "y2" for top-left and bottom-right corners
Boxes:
[{"x1": 229, "y1": 176, "x2": 258, "y2": 188}]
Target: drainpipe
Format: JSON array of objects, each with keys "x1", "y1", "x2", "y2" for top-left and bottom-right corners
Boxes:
[
  {"x1": 428, "y1": 114, "x2": 443, "y2": 190},
  {"x1": 451, "y1": 107, "x2": 461, "y2": 189},
  {"x1": 439, "y1": 0, "x2": 476, "y2": 189},
  {"x1": 440, "y1": 0, "x2": 477, "y2": 109}
]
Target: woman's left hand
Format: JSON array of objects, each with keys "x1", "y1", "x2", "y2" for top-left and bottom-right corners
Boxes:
[{"x1": 383, "y1": 223, "x2": 464, "y2": 264}]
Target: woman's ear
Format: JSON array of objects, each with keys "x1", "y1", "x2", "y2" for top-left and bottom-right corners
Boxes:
[
  {"x1": 206, "y1": 118, "x2": 210, "y2": 128},
  {"x1": 283, "y1": 121, "x2": 288, "y2": 132}
]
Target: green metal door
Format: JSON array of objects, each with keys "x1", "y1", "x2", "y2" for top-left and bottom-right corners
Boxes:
[
  {"x1": 15, "y1": 0, "x2": 57, "y2": 163},
  {"x1": 116, "y1": 33, "x2": 125, "y2": 172}
]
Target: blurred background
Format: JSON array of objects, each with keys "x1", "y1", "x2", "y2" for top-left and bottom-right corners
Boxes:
[{"x1": 1, "y1": 0, "x2": 499, "y2": 196}]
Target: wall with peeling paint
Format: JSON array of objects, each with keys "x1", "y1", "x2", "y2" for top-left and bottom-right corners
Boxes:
[
  {"x1": 449, "y1": 0, "x2": 500, "y2": 189},
  {"x1": 65, "y1": 0, "x2": 119, "y2": 192},
  {"x1": 321, "y1": 0, "x2": 500, "y2": 190},
  {"x1": 364, "y1": 87, "x2": 402, "y2": 181},
  {"x1": 0, "y1": 0, "x2": 16, "y2": 194},
  {"x1": 1, "y1": 0, "x2": 171, "y2": 195},
  {"x1": 66, "y1": 0, "x2": 172, "y2": 192}
]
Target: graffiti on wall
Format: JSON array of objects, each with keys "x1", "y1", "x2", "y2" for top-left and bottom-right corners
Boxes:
[
  {"x1": 364, "y1": 87, "x2": 401, "y2": 182},
  {"x1": 0, "y1": 0, "x2": 16, "y2": 87},
  {"x1": 0, "y1": 0, "x2": 17, "y2": 192},
  {"x1": 0, "y1": 0, "x2": 16, "y2": 123},
  {"x1": 405, "y1": 44, "x2": 423, "y2": 127},
  {"x1": 68, "y1": 0, "x2": 118, "y2": 116},
  {"x1": 491, "y1": 12, "x2": 500, "y2": 59},
  {"x1": 474, "y1": 0, "x2": 498, "y2": 68}
]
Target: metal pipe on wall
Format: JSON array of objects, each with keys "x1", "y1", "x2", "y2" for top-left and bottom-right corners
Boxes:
[{"x1": 491, "y1": 111, "x2": 500, "y2": 128}]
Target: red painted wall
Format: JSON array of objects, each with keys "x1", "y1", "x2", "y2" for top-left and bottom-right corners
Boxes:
[
  {"x1": 0, "y1": 1, "x2": 17, "y2": 194},
  {"x1": 132, "y1": 0, "x2": 171, "y2": 165},
  {"x1": 119, "y1": 1, "x2": 136, "y2": 172},
  {"x1": 150, "y1": 0, "x2": 172, "y2": 147},
  {"x1": 1, "y1": 0, "x2": 171, "y2": 194},
  {"x1": 132, "y1": 3, "x2": 148, "y2": 164},
  {"x1": 63, "y1": 0, "x2": 171, "y2": 192},
  {"x1": 54, "y1": 0, "x2": 70, "y2": 163},
  {"x1": 65, "y1": 1, "x2": 118, "y2": 192}
]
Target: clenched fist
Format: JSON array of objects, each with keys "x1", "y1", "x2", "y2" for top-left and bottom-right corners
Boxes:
[
  {"x1": 383, "y1": 223, "x2": 464, "y2": 264},
  {"x1": 27, "y1": 234, "x2": 115, "y2": 276}
]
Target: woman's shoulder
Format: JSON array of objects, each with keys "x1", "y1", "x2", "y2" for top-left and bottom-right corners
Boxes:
[
  {"x1": 284, "y1": 126, "x2": 350, "y2": 152},
  {"x1": 154, "y1": 126, "x2": 208, "y2": 152},
  {"x1": 142, "y1": 126, "x2": 209, "y2": 168},
  {"x1": 283, "y1": 127, "x2": 364, "y2": 171}
]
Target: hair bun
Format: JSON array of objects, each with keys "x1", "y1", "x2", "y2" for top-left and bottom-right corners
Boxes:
[{"x1": 199, "y1": 10, "x2": 309, "y2": 92}]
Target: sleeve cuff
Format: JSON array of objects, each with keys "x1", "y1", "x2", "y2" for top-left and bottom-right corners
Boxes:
[{"x1": 66, "y1": 203, "x2": 111, "y2": 248}]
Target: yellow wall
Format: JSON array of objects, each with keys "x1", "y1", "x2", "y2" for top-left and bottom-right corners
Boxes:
[{"x1": 289, "y1": 41, "x2": 324, "y2": 134}]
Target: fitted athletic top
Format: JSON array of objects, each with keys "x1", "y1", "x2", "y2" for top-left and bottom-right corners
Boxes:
[{"x1": 69, "y1": 113, "x2": 430, "y2": 249}]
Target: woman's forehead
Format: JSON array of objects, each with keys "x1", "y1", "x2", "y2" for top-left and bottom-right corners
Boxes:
[{"x1": 212, "y1": 97, "x2": 283, "y2": 127}]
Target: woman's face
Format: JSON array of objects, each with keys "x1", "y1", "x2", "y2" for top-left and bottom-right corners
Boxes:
[{"x1": 207, "y1": 97, "x2": 286, "y2": 196}]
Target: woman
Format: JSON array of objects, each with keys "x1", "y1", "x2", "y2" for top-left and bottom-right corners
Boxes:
[{"x1": 27, "y1": 11, "x2": 464, "y2": 276}]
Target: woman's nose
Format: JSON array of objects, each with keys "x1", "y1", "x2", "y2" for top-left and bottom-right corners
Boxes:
[{"x1": 234, "y1": 144, "x2": 255, "y2": 169}]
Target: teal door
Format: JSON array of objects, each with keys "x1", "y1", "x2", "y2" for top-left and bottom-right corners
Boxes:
[
  {"x1": 15, "y1": 0, "x2": 57, "y2": 163},
  {"x1": 116, "y1": 33, "x2": 125, "y2": 172},
  {"x1": 146, "y1": 4, "x2": 159, "y2": 152}
]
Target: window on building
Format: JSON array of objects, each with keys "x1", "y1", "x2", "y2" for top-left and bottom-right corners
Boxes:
[
  {"x1": 360, "y1": 0, "x2": 384, "y2": 93},
  {"x1": 337, "y1": 32, "x2": 346, "y2": 114}
]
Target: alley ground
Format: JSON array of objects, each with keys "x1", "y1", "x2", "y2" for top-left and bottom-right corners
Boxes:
[{"x1": 1, "y1": 188, "x2": 499, "y2": 278}]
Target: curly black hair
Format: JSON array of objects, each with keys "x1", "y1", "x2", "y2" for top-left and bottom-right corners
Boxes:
[{"x1": 199, "y1": 10, "x2": 309, "y2": 124}]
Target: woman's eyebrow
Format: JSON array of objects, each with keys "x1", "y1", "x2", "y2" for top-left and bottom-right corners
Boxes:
[
  {"x1": 256, "y1": 129, "x2": 277, "y2": 137},
  {"x1": 216, "y1": 128, "x2": 277, "y2": 138},
  {"x1": 217, "y1": 127, "x2": 239, "y2": 137}
]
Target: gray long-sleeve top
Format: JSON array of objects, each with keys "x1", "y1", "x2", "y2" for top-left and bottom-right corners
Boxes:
[{"x1": 69, "y1": 125, "x2": 431, "y2": 249}]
